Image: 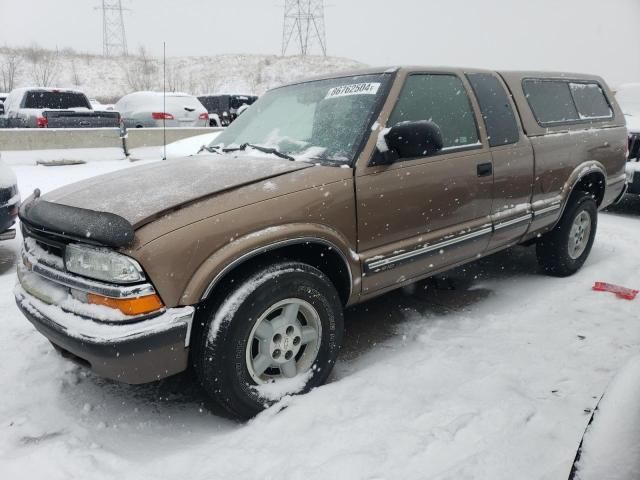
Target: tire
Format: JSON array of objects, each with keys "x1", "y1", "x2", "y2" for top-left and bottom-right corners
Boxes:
[
  {"x1": 536, "y1": 192, "x2": 598, "y2": 277},
  {"x1": 192, "y1": 262, "x2": 344, "y2": 419}
]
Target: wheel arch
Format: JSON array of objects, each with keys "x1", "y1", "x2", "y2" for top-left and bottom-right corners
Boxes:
[
  {"x1": 182, "y1": 228, "x2": 359, "y2": 308},
  {"x1": 564, "y1": 162, "x2": 607, "y2": 207},
  {"x1": 541, "y1": 162, "x2": 606, "y2": 234}
]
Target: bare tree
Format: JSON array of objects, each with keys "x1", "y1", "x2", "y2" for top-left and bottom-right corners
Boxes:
[
  {"x1": 185, "y1": 76, "x2": 198, "y2": 97},
  {"x1": 166, "y1": 64, "x2": 185, "y2": 93},
  {"x1": 1, "y1": 51, "x2": 22, "y2": 91},
  {"x1": 26, "y1": 46, "x2": 60, "y2": 87},
  {"x1": 248, "y1": 59, "x2": 267, "y2": 94},
  {"x1": 199, "y1": 72, "x2": 221, "y2": 95},
  {"x1": 71, "y1": 59, "x2": 82, "y2": 87},
  {"x1": 123, "y1": 46, "x2": 158, "y2": 91}
]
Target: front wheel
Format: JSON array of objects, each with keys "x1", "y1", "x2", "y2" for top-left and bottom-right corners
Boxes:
[
  {"x1": 536, "y1": 192, "x2": 598, "y2": 277},
  {"x1": 192, "y1": 262, "x2": 344, "y2": 419}
]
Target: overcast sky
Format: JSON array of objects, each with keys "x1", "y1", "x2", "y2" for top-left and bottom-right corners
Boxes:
[{"x1": 1, "y1": 0, "x2": 638, "y2": 84}]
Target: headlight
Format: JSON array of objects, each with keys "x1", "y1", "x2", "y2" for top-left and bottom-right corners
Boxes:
[{"x1": 64, "y1": 244, "x2": 145, "y2": 284}]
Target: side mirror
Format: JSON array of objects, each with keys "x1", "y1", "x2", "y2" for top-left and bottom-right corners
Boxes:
[{"x1": 377, "y1": 120, "x2": 443, "y2": 163}]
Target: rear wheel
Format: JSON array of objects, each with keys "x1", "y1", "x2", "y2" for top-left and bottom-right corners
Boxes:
[
  {"x1": 536, "y1": 192, "x2": 597, "y2": 277},
  {"x1": 192, "y1": 262, "x2": 343, "y2": 419}
]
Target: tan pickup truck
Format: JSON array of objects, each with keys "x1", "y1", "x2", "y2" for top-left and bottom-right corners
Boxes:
[{"x1": 16, "y1": 67, "x2": 627, "y2": 418}]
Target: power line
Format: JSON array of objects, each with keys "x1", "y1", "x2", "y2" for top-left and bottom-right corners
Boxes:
[
  {"x1": 281, "y1": 0, "x2": 327, "y2": 57},
  {"x1": 101, "y1": 0, "x2": 129, "y2": 57}
]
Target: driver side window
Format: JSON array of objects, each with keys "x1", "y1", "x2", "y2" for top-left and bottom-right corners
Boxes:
[{"x1": 388, "y1": 74, "x2": 479, "y2": 150}]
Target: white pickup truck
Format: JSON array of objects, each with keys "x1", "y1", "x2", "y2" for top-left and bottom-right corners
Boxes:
[{"x1": 0, "y1": 87, "x2": 120, "y2": 128}]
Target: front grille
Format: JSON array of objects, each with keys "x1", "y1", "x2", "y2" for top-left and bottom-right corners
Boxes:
[
  {"x1": 22, "y1": 223, "x2": 68, "y2": 253},
  {"x1": 36, "y1": 240, "x2": 64, "y2": 260},
  {"x1": 21, "y1": 225, "x2": 66, "y2": 269},
  {"x1": 629, "y1": 133, "x2": 640, "y2": 161}
]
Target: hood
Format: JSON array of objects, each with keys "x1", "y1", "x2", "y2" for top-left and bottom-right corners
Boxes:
[{"x1": 43, "y1": 155, "x2": 312, "y2": 228}]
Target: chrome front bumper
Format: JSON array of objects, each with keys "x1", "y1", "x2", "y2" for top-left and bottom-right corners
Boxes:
[
  {"x1": 16, "y1": 286, "x2": 195, "y2": 384},
  {"x1": 15, "y1": 243, "x2": 196, "y2": 384},
  {"x1": 15, "y1": 284, "x2": 195, "y2": 347}
]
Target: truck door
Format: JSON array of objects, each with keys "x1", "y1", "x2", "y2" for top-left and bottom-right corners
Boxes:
[
  {"x1": 466, "y1": 72, "x2": 535, "y2": 252},
  {"x1": 356, "y1": 72, "x2": 494, "y2": 295}
]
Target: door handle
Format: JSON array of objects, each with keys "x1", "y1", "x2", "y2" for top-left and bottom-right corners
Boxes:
[{"x1": 477, "y1": 162, "x2": 493, "y2": 177}]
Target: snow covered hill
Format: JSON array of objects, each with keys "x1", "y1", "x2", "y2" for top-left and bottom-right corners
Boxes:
[{"x1": 0, "y1": 46, "x2": 365, "y2": 101}]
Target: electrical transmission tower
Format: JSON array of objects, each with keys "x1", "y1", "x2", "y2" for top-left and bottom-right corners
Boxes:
[
  {"x1": 281, "y1": 0, "x2": 327, "y2": 57},
  {"x1": 101, "y1": 0, "x2": 128, "y2": 57}
]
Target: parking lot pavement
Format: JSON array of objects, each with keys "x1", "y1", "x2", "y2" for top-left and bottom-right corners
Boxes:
[{"x1": 1, "y1": 161, "x2": 639, "y2": 479}]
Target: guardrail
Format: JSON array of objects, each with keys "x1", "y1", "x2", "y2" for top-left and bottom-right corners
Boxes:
[{"x1": 0, "y1": 127, "x2": 223, "y2": 152}]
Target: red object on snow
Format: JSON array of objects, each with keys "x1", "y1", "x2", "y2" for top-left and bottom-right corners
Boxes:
[{"x1": 592, "y1": 282, "x2": 639, "y2": 300}]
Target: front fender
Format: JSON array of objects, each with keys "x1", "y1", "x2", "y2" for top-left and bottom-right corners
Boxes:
[{"x1": 179, "y1": 223, "x2": 360, "y2": 306}]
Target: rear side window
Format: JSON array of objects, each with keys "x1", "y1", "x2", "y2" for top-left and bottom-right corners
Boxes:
[
  {"x1": 388, "y1": 74, "x2": 479, "y2": 149},
  {"x1": 467, "y1": 73, "x2": 520, "y2": 147},
  {"x1": 24, "y1": 91, "x2": 90, "y2": 109},
  {"x1": 569, "y1": 82, "x2": 612, "y2": 119},
  {"x1": 523, "y1": 79, "x2": 613, "y2": 126},
  {"x1": 523, "y1": 80, "x2": 578, "y2": 125}
]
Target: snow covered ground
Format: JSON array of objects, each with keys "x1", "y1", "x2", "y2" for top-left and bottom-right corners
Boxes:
[
  {"x1": 1, "y1": 156, "x2": 639, "y2": 479},
  {"x1": 574, "y1": 355, "x2": 640, "y2": 479}
]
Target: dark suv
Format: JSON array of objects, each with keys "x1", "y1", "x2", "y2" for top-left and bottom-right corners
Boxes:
[{"x1": 197, "y1": 94, "x2": 258, "y2": 127}]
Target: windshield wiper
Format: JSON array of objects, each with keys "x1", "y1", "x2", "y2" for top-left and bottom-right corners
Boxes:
[
  {"x1": 198, "y1": 144, "x2": 223, "y2": 154},
  {"x1": 223, "y1": 143, "x2": 296, "y2": 161}
]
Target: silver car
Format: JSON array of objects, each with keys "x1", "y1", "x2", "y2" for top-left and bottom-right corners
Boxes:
[{"x1": 115, "y1": 91, "x2": 209, "y2": 128}]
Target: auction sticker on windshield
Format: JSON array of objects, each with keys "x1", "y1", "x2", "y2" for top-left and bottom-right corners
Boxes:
[{"x1": 325, "y1": 82, "x2": 381, "y2": 99}]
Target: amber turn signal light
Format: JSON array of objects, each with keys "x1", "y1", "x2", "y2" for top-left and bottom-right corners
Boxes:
[{"x1": 87, "y1": 293, "x2": 164, "y2": 316}]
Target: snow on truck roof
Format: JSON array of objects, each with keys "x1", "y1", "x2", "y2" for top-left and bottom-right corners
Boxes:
[
  {"x1": 9, "y1": 87, "x2": 87, "y2": 94},
  {"x1": 276, "y1": 66, "x2": 607, "y2": 89}
]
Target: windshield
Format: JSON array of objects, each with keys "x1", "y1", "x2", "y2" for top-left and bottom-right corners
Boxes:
[{"x1": 211, "y1": 74, "x2": 390, "y2": 164}]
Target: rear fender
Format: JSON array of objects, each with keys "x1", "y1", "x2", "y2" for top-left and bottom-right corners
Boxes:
[
  {"x1": 546, "y1": 162, "x2": 608, "y2": 229},
  {"x1": 562, "y1": 161, "x2": 607, "y2": 206}
]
